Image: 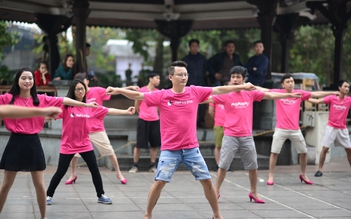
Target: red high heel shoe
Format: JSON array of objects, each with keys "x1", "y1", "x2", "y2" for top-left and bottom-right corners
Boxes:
[
  {"x1": 65, "y1": 176, "x2": 77, "y2": 185},
  {"x1": 248, "y1": 192, "x2": 265, "y2": 204},
  {"x1": 299, "y1": 175, "x2": 313, "y2": 185},
  {"x1": 267, "y1": 181, "x2": 274, "y2": 186},
  {"x1": 117, "y1": 175, "x2": 127, "y2": 184}
]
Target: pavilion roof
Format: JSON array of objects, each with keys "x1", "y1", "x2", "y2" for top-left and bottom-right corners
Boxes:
[{"x1": 0, "y1": 0, "x2": 331, "y2": 30}]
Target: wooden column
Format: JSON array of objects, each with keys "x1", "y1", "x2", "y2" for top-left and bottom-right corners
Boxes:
[
  {"x1": 72, "y1": 0, "x2": 90, "y2": 74},
  {"x1": 155, "y1": 20, "x2": 193, "y2": 61},
  {"x1": 273, "y1": 14, "x2": 309, "y2": 73},
  {"x1": 307, "y1": 0, "x2": 351, "y2": 85},
  {"x1": 35, "y1": 14, "x2": 72, "y2": 79}
]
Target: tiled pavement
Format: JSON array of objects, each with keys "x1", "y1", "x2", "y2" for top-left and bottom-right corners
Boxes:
[{"x1": 0, "y1": 158, "x2": 350, "y2": 219}]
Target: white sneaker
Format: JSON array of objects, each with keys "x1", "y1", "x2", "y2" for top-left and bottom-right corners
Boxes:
[
  {"x1": 46, "y1": 196, "x2": 53, "y2": 205},
  {"x1": 149, "y1": 166, "x2": 157, "y2": 173},
  {"x1": 129, "y1": 166, "x2": 138, "y2": 173}
]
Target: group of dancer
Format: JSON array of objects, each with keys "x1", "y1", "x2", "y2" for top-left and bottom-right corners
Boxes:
[{"x1": 0, "y1": 61, "x2": 350, "y2": 219}]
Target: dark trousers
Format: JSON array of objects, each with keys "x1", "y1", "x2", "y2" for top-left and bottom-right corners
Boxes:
[{"x1": 46, "y1": 150, "x2": 104, "y2": 198}]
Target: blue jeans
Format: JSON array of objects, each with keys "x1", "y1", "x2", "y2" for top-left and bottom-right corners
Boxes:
[{"x1": 155, "y1": 147, "x2": 211, "y2": 182}]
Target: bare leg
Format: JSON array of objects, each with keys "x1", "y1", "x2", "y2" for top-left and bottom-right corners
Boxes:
[
  {"x1": 0, "y1": 170, "x2": 17, "y2": 213},
  {"x1": 108, "y1": 153, "x2": 125, "y2": 181},
  {"x1": 318, "y1": 147, "x2": 329, "y2": 171},
  {"x1": 299, "y1": 153, "x2": 310, "y2": 181},
  {"x1": 68, "y1": 156, "x2": 78, "y2": 181},
  {"x1": 345, "y1": 148, "x2": 351, "y2": 167},
  {"x1": 214, "y1": 147, "x2": 221, "y2": 165},
  {"x1": 144, "y1": 180, "x2": 167, "y2": 219},
  {"x1": 268, "y1": 153, "x2": 278, "y2": 182},
  {"x1": 150, "y1": 147, "x2": 157, "y2": 163},
  {"x1": 248, "y1": 169, "x2": 261, "y2": 199},
  {"x1": 133, "y1": 147, "x2": 141, "y2": 163},
  {"x1": 200, "y1": 179, "x2": 223, "y2": 219},
  {"x1": 30, "y1": 171, "x2": 46, "y2": 219},
  {"x1": 215, "y1": 167, "x2": 227, "y2": 197}
]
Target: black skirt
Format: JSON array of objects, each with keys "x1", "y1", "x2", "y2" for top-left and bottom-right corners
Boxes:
[{"x1": 0, "y1": 133, "x2": 46, "y2": 171}]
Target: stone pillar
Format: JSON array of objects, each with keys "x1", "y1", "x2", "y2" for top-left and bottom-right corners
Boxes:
[
  {"x1": 307, "y1": 0, "x2": 351, "y2": 85},
  {"x1": 35, "y1": 14, "x2": 72, "y2": 79},
  {"x1": 155, "y1": 20, "x2": 193, "y2": 61},
  {"x1": 72, "y1": 0, "x2": 90, "y2": 74}
]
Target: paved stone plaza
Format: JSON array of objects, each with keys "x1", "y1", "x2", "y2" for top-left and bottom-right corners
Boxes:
[{"x1": 0, "y1": 158, "x2": 350, "y2": 219}]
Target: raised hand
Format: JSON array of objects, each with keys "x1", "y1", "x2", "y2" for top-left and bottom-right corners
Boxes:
[
  {"x1": 290, "y1": 92, "x2": 302, "y2": 98},
  {"x1": 126, "y1": 106, "x2": 136, "y2": 115},
  {"x1": 86, "y1": 101, "x2": 99, "y2": 108},
  {"x1": 42, "y1": 107, "x2": 62, "y2": 119},
  {"x1": 244, "y1": 82, "x2": 256, "y2": 90},
  {"x1": 128, "y1": 86, "x2": 140, "y2": 91},
  {"x1": 106, "y1": 86, "x2": 119, "y2": 95}
]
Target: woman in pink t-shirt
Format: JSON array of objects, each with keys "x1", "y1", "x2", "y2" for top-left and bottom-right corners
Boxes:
[
  {"x1": 0, "y1": 68, "x2": 98, "y2": 219},
  {"x1": 46, "y1": 79, "x2": 135, "y2": 206}
]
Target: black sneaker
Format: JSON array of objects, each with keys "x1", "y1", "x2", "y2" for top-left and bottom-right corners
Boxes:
[{"x1": 314, "y1": 170, "x2": 323, "y2": 177}]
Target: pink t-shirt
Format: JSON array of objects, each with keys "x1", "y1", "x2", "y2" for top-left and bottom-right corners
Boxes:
[
  {"x1": 209, "y1": 102, "x2": 225, "y2": 127},
  {"x1": 0, "y1": 93, "x2": 63, "y2": 134},
  {"x1": 86, "y1": 87, "x2": 111, "y2": 132},
  {"x1": 324, "y1": 95, "x2": 351, "y2": 129},
  {"x1": 144, "y1": 85, "x2": 212, "y2": 151},
  {"x1": 138, "y1": 86, "x2": 159, "y2": 121},
  {"x1": 213, "y1": 90, "x2": 265, "y2": 136},
  {"x1": 57, "y1": 105, "x2": 108, "y2": 154},
  {"x1": 270, "y1": 89, "x2": 311, "y2": 130}
]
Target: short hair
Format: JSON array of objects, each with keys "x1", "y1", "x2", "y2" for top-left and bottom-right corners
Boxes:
[
  {"x1": 281, "y1": 73, "x2": 293, "y2": 83},
  {"x1": 86, "y1": 43, "x2": 91, "y2": 48},
  {"x1": 338, "y1": 80, "x2": 349, "y2": 88},
  {"x1": 188, "y1": 39, "x2": 199, "y2": 47},
  {"x1": 229, "y1": 66, "x2": 247, "y2": 78},
  {"x1": 74, "y1": 72, "x2": 88, "y2": 80},
  {"x1": 168, "y1": 61, "x2": 188, "y2": 75},
  {"x1": 147, "y1": 72, "x2": 159, "y2": 80},
  {"x1": 253, "y1": 40, "x2": 263, "y2": 46},
  {"x1": 224, "y1": 40, "x2": 235, "y2": 47}
]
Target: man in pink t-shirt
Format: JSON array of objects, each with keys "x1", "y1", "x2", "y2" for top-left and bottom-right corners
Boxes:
[
  {"x1": 207, "y1": 66, "x2": 301, "y2": 204},
  {"x1": 308, "y1": 80, "x2": 351, "y2": 177},
  {"x1": 129, "y1": 73, "x2": 161, "y2": 173},
  {"x1": 106, "y1": 61, "x2": 257, "y2": 219},
  {"x1": 258, "y1": 73, "x2": 339, "y2": 186}
]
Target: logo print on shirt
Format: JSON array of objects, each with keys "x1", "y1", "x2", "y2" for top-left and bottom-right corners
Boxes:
[
  {"x1": 231, "y1": 102, "x2": 249, "y2": 108},
  {"x1": 280, "y1": 98, "x2": 297, "y2": 105},
  {"x1": 70, "y1": 113, "x2": 75, "y2": 117},
  {"x1": 173, "y1": 100, "x2": 193, "y2": 105},
  {"x1": 168, "y1": 100, "x2": 172, "y2": 106},
  {"x1": 333, "y1": 104, "x2": 347, "y2": 111}
]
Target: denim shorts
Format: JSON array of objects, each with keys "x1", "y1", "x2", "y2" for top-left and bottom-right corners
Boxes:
[{"x1": 155, "y1": 147, "x2": 211, "y2": 182}]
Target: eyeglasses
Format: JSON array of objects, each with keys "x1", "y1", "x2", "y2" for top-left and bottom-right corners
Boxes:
[
  {"x1": 172, "y1": 73, "x2": 189, "y2": 77},
  {"x1": 75, "y1": 88, "x2": 85, "y2": 92}
]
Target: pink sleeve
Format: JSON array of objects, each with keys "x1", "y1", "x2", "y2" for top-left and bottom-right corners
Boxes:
[
  {"x1": 39, "y1": 95, "x2": 64, "y2": 107},
  {"x1": 301, "y1": 91, "x2": 311, "y2": 101},
  {"x1": 99, "y1": 87, "x2": 111, "y2": 101},
  {"x1": 213, "y1": 94, "x2": 225, "y2": 105},
  {"x1": 92, "y1": 106, "x2": 108, "y2": 120},
  {"x1": 191, "y1": 86, "x2": 212, "y2": 103},
  {"x1": 254, "y1": 90, "x2": 265, "y2": 102},
  {"x1": 323, "y1": 95, "x2": 333, "y2": 104},
  {"x1": 209, "y1": 102, "x2": 215, "y2": 107},
  {"x1": 144, "y1": 90, "x2": 162, "y2": 107},
  {"x1": 0, "y1": 93, "x2": 12, "y2": 104}
]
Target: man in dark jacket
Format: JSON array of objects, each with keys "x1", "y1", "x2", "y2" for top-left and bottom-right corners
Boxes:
[
  {"x1": 245, "y1": 40, "x2": 269, "y2": 86},
  {"x1": 208, "y1": 40, "x2": 243, "y2": 86},
  {"x1": 182, "y1": 39, "x2": 208, "y2": 128}
]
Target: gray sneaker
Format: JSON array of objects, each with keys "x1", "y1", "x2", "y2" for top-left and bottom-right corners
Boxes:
[
  {"x1": 149, "y1": 166, "x2": 157, "y2": 173},
  {"x1": 129, "y1": 166, "x2": 138, "y2": 173},
  {"x1": 46, "y1": 196, "x2": 53, "y2": 205},
  {"x1": 98, "y1": 194, "x2": 112, "y2": 204}
]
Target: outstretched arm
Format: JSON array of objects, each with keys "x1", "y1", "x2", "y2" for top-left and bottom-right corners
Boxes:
[
  {"x1": 211, "y1": 83, "x2": 255, "y2": 95},
  {"x1": 63, "y1": 97, "x2": 98, "y2": 107},
  {"x1": 107, "y1": 106, "x2": 135, "y2": 116},
  {"x1": 106, "y1": 87, "x2": 145, "y2": 100},
  {"x1": 0, "y1": 105, "x2": 62, "y2": 119},
  {"x1": 307, "y1": 98, "x2": 325, "y2": 104},
  {"x1": 310, "y1": 91, "x2": 339, "y2": 98},
  {"x1": 208, "y1": 105, "x2": 215, "y2": 118},
  {"x1": 255, "y1": 86, "x2": 269, "y2": 92},
  {"x1": 263, "y1": 92, "x2": 301, "y2": 100}
]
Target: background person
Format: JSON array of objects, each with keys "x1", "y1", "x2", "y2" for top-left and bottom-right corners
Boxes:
[{"x1": 53, "y1": 54, "x2": 74, "y2": 80}]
